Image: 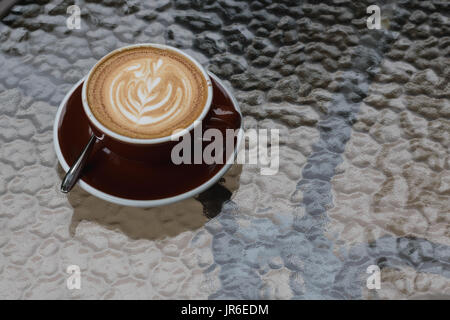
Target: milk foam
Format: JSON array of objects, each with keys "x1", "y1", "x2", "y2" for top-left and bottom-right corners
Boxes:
[{"x1": 86, "y1": 47, "x2": 207, "y2": 139}]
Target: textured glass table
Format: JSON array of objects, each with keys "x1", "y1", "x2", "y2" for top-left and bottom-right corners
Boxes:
[{"x1": 0, "y1": 0, "x2": 449, "y2": 299}]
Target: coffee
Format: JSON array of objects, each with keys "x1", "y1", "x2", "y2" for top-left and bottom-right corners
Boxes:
[{"x1": 86, "y1": 46, "x2": 208, "y2": 139}]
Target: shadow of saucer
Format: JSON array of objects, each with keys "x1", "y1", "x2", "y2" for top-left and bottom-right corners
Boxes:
[
  {"x1": 196, "y1": 164, "x2": 242, "y2": 219},
  {"x1": 58, "y1": 164, "x2": 242, "y2": 241}
]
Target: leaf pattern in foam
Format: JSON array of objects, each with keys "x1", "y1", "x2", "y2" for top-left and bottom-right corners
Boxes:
[{"x1": 109, "y1": 58, "x2": 185, "y2": 126}]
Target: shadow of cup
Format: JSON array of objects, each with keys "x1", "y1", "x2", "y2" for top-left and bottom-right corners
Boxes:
[{"x1": 57, "y1": 163, "x2": 242, "y2": 240}]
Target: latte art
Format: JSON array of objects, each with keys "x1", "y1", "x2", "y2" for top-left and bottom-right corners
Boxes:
[
  {"x1": 110, "y1": 58, "x2": 188, "y2": 126},
  {"x1": 86, "y1": 46, "x2": 208, "y2": 139}
]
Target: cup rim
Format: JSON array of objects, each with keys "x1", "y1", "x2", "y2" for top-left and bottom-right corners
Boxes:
[{"x1": 81, "y1": 43, "x2": 213, "y2": 145}]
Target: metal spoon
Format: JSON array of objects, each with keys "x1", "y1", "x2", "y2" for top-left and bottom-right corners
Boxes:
[{"x1": 60, "y1": 134, "x2": 98, "y2": 193}]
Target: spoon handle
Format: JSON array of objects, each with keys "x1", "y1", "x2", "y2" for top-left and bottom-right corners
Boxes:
[{"x1": 60, "y1": 134, "x2": 97, "y2": 193}]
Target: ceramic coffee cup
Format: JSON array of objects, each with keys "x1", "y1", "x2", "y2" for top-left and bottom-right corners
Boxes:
[
  {"x1": 55, "y1": 72, "x2": 242, "y2": 206},
  {"x1": 80, "y1": 43, "x2": 214, "y2": 162}
]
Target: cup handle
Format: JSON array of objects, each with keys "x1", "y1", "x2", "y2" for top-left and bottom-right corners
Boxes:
[{"x1": 60, "y1": 134, "x2": 98, "y2": 193}]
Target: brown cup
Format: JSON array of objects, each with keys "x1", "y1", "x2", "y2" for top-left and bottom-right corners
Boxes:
[
  {"x1": 81, "y1": 43, "x2": 213, "y2": 164},
  {"x1": 56, "y1": 73, "x2": 242, "y2": 204}
]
